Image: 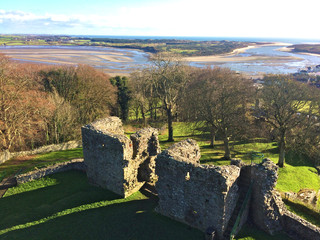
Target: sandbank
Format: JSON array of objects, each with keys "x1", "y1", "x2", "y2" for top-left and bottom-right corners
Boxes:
[
  {"x1": 183, "y1": 42, "x2": 301, "y2": 63},
  {"x1": 0, "y1": 47, "x2": 142, "y2": 75},
  {"x1": 0, "y1": 48, "x2": 135, "y2": 64},
  {"x1": 278, "y1": 46, "x2": 320, "y2": 58}
]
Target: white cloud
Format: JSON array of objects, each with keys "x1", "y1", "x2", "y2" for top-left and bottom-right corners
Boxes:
[{"x1": 1, "y1": 0, "x2": 320, "y2": 39}]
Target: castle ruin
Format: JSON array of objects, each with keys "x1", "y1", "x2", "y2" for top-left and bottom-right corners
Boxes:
[{"x1": 81, "y1": 117, "x2": 320, "y2": 240}]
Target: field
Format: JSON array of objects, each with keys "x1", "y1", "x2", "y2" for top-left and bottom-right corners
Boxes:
[
  {"x1": 0, "y1": 122, "x2": 319, "y2": 239},
  {"x1": 0, "y1": 35, "x2": 254, "y2": 57}
]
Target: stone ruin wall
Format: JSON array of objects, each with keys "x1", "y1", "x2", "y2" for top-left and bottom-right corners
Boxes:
[
  {"x1": 81, "y1": 117, "x2": 160, "y2": 198},
  {"x1": 241, "y1": 158, "x2": 320, "y2": 240},
  {"x1": 155, "y1": 139, "x2": 241, "y2": 239},
  {"x1": 81, "y1": 117, "x2": 320, "y2": 240},
  {"x1": 281, "y1": 210, "x2": 320, "y2": 240},
  {"x1": 249, "y1": 159, "x2": 284, "y2": 235}
]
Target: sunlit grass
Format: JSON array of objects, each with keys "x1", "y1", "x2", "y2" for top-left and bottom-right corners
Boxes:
[
  {"x1": 4, "y1": 177, "x2": 59, "y2": 197},
  {"x1": 235, "y1": 224, "x2": 291, "y2": 240},
  {"x1": 277, "y1": 165, "x2": 320, "y2": 192},
  {"x1": 155, "y1": 122, "x2": 320, "y2": 195}
]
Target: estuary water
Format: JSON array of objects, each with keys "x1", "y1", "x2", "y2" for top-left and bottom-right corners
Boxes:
[
  {"x1": 1, "y1": 44, "x2": 320, "y2": 75},
  {"x1": 0, "y1": 45, "x2": 149, "y2": 74},
  {"x1": 190, "y1": 45, "x2": 320, "y2": 75}
]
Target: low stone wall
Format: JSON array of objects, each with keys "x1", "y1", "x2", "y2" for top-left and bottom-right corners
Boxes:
[
  {"x1": 0, "y1": 140, "x2": 82, "y2": 165},
  {"x1": 155, "y1": 139, "x2": 240, "y2": 239},
  {"x1": 282, "y1": 210, "x2": 320, "y2": 240},
  {"x1": 16, "y1": 159, "x2": 86, "y2": 184}
]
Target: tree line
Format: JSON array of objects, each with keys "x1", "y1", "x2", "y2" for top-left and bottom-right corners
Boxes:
[
  {"x1": 1, "y1": 53, "x2": 320, "y2": 168},
  {"x1": 0, "y1": 54, "x2": 116, "y2": 151},
  {"x1": 128, "y1": 53, "x2": 320, "y2": 168}
]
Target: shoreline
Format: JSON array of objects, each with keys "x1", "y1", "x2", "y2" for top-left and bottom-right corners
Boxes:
[
  {"x1": 1, "y1": 42, "x2": 318, "y2": 77},
  {"x1": 277, "y1": 45, "x2": 320, "y2": 58},
  {"x1": 183, "y1": 42, "x2": 299, "y2": 63}
]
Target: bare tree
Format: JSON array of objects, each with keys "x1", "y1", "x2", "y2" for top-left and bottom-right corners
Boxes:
[
  {"x1": 149, "y1": 53, "x2": 191, "y2": 141},
  {"x1": 130, "y1": 69, "x2": 155, "y2": 126},
  {"x1": 131, "y1": 54, "x2": 190, "y2": 141},
  {"x1": 182, "y1": 67, "x2": 254, "y2": 159},
  {"x1": 258, "y1": 74, "x2": 313, "y2": 167},
  {"x1": 41, "y1": 65, "x2": 117, "y2": 125},
  {"x1": 0, "y1": 55, "x2": 53, "y2": 151}
]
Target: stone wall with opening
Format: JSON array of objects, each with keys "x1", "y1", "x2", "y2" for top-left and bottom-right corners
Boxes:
[
  {"x1": 81, "y1": 117, "x2": 320, "y2": 240},
  {"x1": 155, "y1": 139, "x2": 241, "y2": 239},
  {"x1": 81, "y1": 117, "x2": 160, "y2": 198}
]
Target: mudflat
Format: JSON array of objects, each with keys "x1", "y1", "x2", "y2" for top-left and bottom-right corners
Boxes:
[{"x1": 0, "y1": 47, "x2": 145, "y2": 76}]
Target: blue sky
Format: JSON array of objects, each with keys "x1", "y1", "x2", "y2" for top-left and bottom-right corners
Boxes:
[{"x1": 1, "y1": 0, "x2": 320, "y2": 39}]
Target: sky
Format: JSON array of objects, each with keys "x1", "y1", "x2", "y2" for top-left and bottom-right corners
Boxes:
[{"x1": 1, "y1": 0, "x2": 320, "y2": 40}]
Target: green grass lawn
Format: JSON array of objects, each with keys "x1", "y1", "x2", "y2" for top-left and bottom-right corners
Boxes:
[
  {"x1": 235, "y1": 224, "x2": 291, "y2": 240},
  {"x1": 0, "y1": 171, "x2": 203, "y2": 240}
]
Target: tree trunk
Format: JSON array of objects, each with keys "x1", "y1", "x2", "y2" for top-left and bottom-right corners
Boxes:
[
  {"x1": 209, "y1": 128, "x2": 216, "y2": 148},
  {"x1": 149, "y1": 106, "x2": 153, "y2": 120},
  {"x1": 135, "y1": 107, "x2": 139, "y2": 121},
  {"x1": 167, "y1": 108, "x2": 174, "y2": 142},
  {"x1": 278, "y1": 135, "x2": 285, "y2": 167},
  {"x1": 140, "y1": 105, "x2": 146, "y2": 127},
  {"x1": 54, "y1": 121, "x2": 59, "y2": 144},
  {"x1": 223, "y1": 135, "x2": 231, "y2": 160}
]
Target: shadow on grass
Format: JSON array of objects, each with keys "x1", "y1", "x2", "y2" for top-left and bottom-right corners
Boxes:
[
  {"x1": 200, "y1": 144, "x2": 223, "y2": 149},
  {"x1": 285, "y1": 151, "x2": 314, "y2": 167},
  {"x1": 283, "y1": 199, "x2": 320, "y2": 227},
  {"x1": 0, "y1": 171, "x2": 121, "y2": 230},
  {"x1": 0, "y1": 197, "x2": 203, "y2": 240},
  {"x1": 0, "y1": 171, "x2": 203, "y2": 240},
  {"x1": 261, "y1": 147, "x2": 279, "y2": 155}
]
